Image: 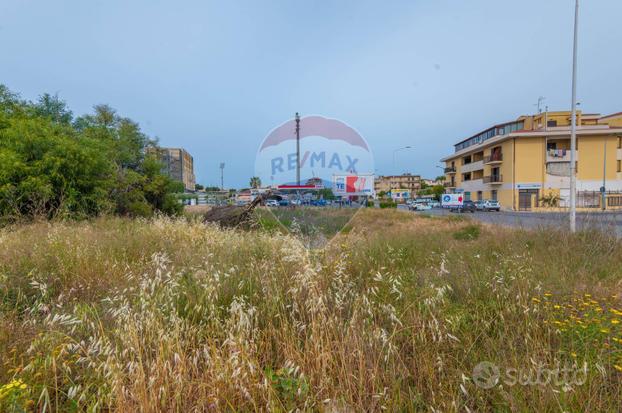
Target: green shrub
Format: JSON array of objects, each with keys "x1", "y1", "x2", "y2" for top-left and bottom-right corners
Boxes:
[
  {"x1": 453, "y1": 224, "x2": 480, "y2": 240},
  {"x1": 379, "y1": 201, "x2": 397, "y2": 209}
]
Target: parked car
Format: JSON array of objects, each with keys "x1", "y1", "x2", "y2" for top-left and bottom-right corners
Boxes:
[
  {"x1": 278, "y1": 199, "x2": 290, "y2": 206},
  {"x1": 412, "y1": 203, "x2": 432, "y2": 211},
  {"x1": 474, "y1": 200, "x2": 486, "y2": 211},
  {"x1": 483, "y1": 200, "x2": 501, "y2": 211},
  {"x1": 462, "y1": 200, "x2": 477, "y2": 213},
  {"x1": 451, "y1": 200, "x2": 476, "y2": 213},
  {"x1": 265, "y1": 199, "x2": 279, "y2": 207}
]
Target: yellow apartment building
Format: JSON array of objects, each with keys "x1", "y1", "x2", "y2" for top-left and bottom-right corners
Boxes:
[
  {"x1": 374, "y1": 173, "x2": 422, "y2": 194},
  {"x1": 441, "y1": 111, "x2": 622, "y2": 210}
]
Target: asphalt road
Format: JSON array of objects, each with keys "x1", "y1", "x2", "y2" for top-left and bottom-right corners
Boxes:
[{"x1": 412, "y1": 208, "x2": 622, "y2": 236}]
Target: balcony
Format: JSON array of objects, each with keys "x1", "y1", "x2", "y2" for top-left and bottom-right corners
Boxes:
[
  {"x1": 546, "y1": 149, "x2": 578, "y2": 163},
  {"x1": 483, "y1": 174, "x2": 503, "y2": 184},
  {"x1": 444, "y1": 182, "x2": 456, "y2": 188},
  {"x1": 444, "y1": 166, "x2": 456, "y2": 174},
  {"x1": 461, "y1": 160, "x2": 484, "y2": 174},
  {"x1": 483, "y1": 153, "x2": 503, "y2": 164}
]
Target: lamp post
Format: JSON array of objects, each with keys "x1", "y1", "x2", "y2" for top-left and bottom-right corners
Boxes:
[
  {"x1": 569, "y1": 0, "x2": 579, "y2": 232},
  {"x1": 219, "y1": 162, "x2": 225, "y2": 190},
  {"x1": 393, "y1": 146, "x2": 413, "y2": 174}
]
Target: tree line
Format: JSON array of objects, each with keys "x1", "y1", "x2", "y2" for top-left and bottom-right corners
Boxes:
[{"x1": 0, "y1": 85, "x2": 184, "y2": 224}]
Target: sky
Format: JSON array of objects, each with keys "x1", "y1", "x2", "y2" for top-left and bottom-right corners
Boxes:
[{"x1": 2, "y1": 0, "x2": 621, "y2": 188}]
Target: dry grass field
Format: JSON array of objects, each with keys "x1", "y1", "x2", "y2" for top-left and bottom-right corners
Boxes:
[{"x1": 1, "y1": 209, "x2": 622, "y2": 411}]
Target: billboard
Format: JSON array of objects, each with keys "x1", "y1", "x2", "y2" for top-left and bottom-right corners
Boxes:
[
  {"x1": 441, "y1": 193, "x2": 463, "y2": 208},
  {"x1": 332, "y1": 174, "x2": 374, "y2": 196}
]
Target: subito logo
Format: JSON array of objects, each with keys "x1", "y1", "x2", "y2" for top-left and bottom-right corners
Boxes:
[{"x1": 254, "y1": 115, "x2": 374, "y2": 188}]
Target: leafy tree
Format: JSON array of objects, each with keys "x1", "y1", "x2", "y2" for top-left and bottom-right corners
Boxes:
[
  {"x1": 317, "y1": 188, "x2": 335, "y2": 200},
  {"x1": 33, "y1": 93, "x2": 73, "y2": 124},
  {"x1": 249, "y1": 176, "x2": 262, "y2": 188},
  {"x1": 0, "y1": 84, "x2": 184, "y2": 222}
]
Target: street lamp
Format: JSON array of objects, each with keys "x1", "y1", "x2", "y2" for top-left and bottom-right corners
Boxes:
[
  {"x1": 393, "y1": 146, "x2": 413, "y2": 174},
  {"x1": 219, "y1": 162, "x2": 225, "y2": 190},
  {"x1": 569, "y1": 0, "x2": 579, "y2": 232}
]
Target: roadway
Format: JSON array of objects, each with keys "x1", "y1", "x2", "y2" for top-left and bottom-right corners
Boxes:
[{"x1": 412, "y1": 208, "x2": 622, "y2": 236}]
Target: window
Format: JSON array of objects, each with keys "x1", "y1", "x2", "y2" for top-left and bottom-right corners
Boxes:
[
  {"x1": 464, "y1": 192, "x2": 471, "y2": 201},
  {"x1": 491, "y1": 190, "x2": 498, "y2": 201},
  {"x1": 477, "y1": 191, "x2": 482, "y2": 200},
  {"x1": 618, "y1": 160, "x2": 621, "y2": 173},
  {"x1": 618, "y1": 137, "x2": 621, "y2": 149},
  {"x1": 463, "y1": 172, "x2": 472, "y2": 181},
  {"x1": 547, "y1": 120, "x2": 557, "y2": 127}
]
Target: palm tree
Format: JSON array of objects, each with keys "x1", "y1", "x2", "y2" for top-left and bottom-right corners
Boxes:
[{"x1": 249, "y1": 176, "x2": 262, "y2": 188}]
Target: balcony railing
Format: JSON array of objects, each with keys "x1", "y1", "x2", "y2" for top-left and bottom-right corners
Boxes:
[
  {"x1": 546, "y1": 149, "x2": 575, "y2": 162},
  {"x1": 483, "y1": 153, "x2": 503, "y2": 164},
  {"x1": 444, "y1": 166, "x2": 456, "y2": 174},
  {"x1": 444, "y1": 182, "x2": 456, "y2": 188},
  {"x1": 483, "y1": 174, "x2": 503, "y2": 184}
]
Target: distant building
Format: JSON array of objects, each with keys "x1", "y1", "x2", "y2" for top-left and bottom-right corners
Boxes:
[
  {"x1": 422, "y1": 178, "x2": 443, "y2": 187},
  {"x1": 374, "y1": 173, "x2": 421, "y2": 194},
  {"x1": 151, "y1": 147, "x2": 196, "y2": 192}
]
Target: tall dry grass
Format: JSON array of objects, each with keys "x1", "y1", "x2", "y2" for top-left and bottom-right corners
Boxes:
[{"x1": 1, "y1": 210, "x2": 621, "y2": 411}]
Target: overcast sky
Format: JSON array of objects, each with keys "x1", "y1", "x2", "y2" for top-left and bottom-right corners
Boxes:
[{"x1": 2, "y1": 0, "x2": 621, "y2": 187}]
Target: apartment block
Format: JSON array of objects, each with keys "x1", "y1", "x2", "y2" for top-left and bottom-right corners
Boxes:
[
  {"x1": 152, "y1": 147, "x2": 196, "y2": 192},
  {"x1": 374, "y1": 173, "x2": 422, "y2": 194},
  {"x1": 441, "y1": 111, "x2": 622, "y2": 210}
]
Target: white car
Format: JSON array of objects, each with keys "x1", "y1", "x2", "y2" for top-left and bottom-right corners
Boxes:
[
  {"x1": 265, "y1": 199, "x2": 279, "y2": 207},
  {"x1": 483, "y1": 200, "x2": 501, "y2": 211},
  {"x1": 410, "y1": 203, "x2": 432, "y2": 211}
]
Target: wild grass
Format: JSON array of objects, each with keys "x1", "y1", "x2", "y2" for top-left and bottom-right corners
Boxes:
[{"x1": 1, "y1": 210, "x2": 621, "y2": 411}]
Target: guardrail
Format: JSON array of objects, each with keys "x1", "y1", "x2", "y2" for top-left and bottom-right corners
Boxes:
[
  {"x1": 483, "y1": 175, "x2": 503, "y2": 184},
  {"x1": 483, "y1": 153, "x2": 503, "y2": 164}
]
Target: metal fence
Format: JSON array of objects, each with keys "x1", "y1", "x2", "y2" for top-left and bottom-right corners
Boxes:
[{"x1": 575, "y1": 190, "x2": 622, "y2": 208}]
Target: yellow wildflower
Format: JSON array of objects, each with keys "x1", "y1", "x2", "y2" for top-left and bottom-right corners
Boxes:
[{"x1": 614, "y1": 365, "x2": 622, "y2": 372}]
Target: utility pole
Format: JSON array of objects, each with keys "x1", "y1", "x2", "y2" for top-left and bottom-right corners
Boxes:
[
  {"x1": 602, "y1": 139, "x2": 607, "y2": 210},
  {"x1": 569, "y1": 0, "x2": 579, "y2": 232},
  {"x1": 295, "y1": 112, "x2": 301, "y2": 186},
  {"x1": 220, "y1": 162, "x2": 225, "y2": 190}
]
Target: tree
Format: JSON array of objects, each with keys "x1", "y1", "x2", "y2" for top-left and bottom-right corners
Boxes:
[
  {"x1": 435, "y1": 175, "x2": 446, "y2": 182},
  {"x1": 195, "y1": 183, "x2": 204, "y2": 191},
  {"x1": 33, "y1": 93, "x2": 73, "y2": 124},
  {"x1": 0, "y1": 84, "x2": 184, "y2": 222},
  {"x1": 430, "y1": 184, "x2": 445, "y2": 201},
  {"x1": 249, "y1": 176, "x2": 262, "y2": 188},
  {"x1": 317, "y1": 188, "x2": 335, "y2": 200}
]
